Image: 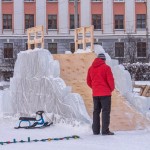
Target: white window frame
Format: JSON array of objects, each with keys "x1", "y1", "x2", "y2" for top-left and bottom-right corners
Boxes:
[
  {"x1": 135, "y1": 0, "x2": 146, "y2": 2},
  {"x1": 114, "y1": 0, "x2": 124, "y2": 2},
  {"x1": 24, "y1": 0, "x2": 35, "y2": 2},
  {"x1": 2, "y1": 0, "x2": 13, "y2": 2},
  {"x1": 69, "y1": 0, "x2": 80, "y2": 2},
  {"x1": 47, "y1": 0, "x2": 58, "y2": 2},
  {"x1": 91, "y1": 0, "x2": 103, "y2": 2}
]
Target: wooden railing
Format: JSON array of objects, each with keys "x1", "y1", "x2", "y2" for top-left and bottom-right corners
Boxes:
[
  {"x1": 27, "y1": 25, "x2": 44, "y2": 49},
  {"x1": 74, "y1": 25, "x2": 94, "y2": 52}
]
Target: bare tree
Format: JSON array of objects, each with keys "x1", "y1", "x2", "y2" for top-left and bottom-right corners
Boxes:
[{"x1": 124, "y1": 33, "x2": 141, "y2": 63}]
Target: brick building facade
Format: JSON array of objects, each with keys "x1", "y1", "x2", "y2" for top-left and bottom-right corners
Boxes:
[{"x1": 0, "y1": 0, "x2": 150, "y2": 80}]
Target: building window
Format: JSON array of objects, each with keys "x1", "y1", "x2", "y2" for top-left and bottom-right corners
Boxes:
[
  {"x1": 4, "y1": 43, "x2": 13, "y2": 58},
  {"x1": 91, "y1": 0, "x2": 102, "y2": 1},
  {"x1": 69, "y1": 0, "x2": 80, "y2": 1},
  {"x1": 3, "y1": 72, "x2": 13, "y2": 81},
  {"x1": 70, "y1": 14, "x2": 79, "y2": 29},
  {"x1": 24, "y1": 0, "x2": 35, "y2": 2},
  {"x1": 136, "y1": 0, "x2": 146, "y2": 2},
  {"x1": 3, "y1": 14, "x2": 12, "y2": 29},
  {"x1": 25, "y1": 14, "x2": 34, "y2": 29},
  {"x1": 47, "y1": 0, "x2": 58, "y2": 1},
  {"x1": 115, "y1": 42, "x2": 124, "y2": 57},
  {"x1": 137, "y1": 42, "x2": 146, "y2": 57},
  {"x1": 114, "y1": 0, "x2": 124, "y2": 2},
  {"x1": 48, "y1": 15, "x2": 57, "y2": 29},
  {"x1": 92, "y1": 14, "x2": 101, "y2": 29},
  {"x1": 70, "y1": 43, "x2": 75, "y2": 53},
  {"x1": 48, "y1": 43, "x2": 57, "y2": 54},
  {"x1": 115, "y1": 15, "x2": 124, "y2": 29},
  {"x1": 136, "y1": 14, "x2": 146, "y2": 29},
  {"x1": 2, "y1": 0, "x2": 12, "y2": 1}
]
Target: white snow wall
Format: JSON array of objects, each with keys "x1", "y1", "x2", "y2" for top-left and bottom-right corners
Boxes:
[
  {"x1": 108, "y1": 57, "x2": 150, "y2": 117},
  {"x1": 113, "y1": 64, "x2": 150, "y2": 119},
  {"x1": 9, "y1": 49, "x2": 91, "y2": 124},
  {"x1": 93, "y1": 45, "x2": 150, "y2": 120},
  {"x1": 110, "y1": 62, "x2": 150, "y2": 117}
]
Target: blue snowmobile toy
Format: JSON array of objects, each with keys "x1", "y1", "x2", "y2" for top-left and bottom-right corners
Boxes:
[{"x1": 15, "y1": 111, "x2": 53, "y2": 129}]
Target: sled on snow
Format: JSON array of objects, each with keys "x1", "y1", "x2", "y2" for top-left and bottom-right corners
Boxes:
[{"x1": 14, "y1": 111, "x2": 53, "y2": 129}]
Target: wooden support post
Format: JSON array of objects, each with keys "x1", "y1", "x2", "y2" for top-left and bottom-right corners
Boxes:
[
  {"x1": 75, "y1": 28, "x2": 78, "y2": 51},
  {"x1": 142, "y1": 85, "x2": 150, "y2": 97},
  {"x1": 27, "y1": 31, "x2": 31, "y2": 49},
  {"x1": 41, "y1": 26, "x2": 44, "y2": 49},
  {"x1": 83, "y1": 27, "x2": 86, "y2": 50},
  {"x1": 134, "y1": 84, "x2": 150, "y2": 97},
  {"x1": 34, "y1": 32, "x2": 38, "y2": 48},
  {"x1": 27, "y1": 25, "x2": 44, "y2": 50},
  {"x1": 74, "y1": 25, "x2": 94, "y2": 52},
  {"x1": 91, "y1": 25, "x2": 94, "y2": 51}
]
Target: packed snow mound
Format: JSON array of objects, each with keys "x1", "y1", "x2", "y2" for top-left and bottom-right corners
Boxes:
[
  {"x1": 93, "y1": 45, "x2": 111, "y2": 61},
  {"x1": 13, "y1": 49, "x2": 60, "y2": 78},
  {"x1": 112, "y1": 64, "x2": 132, "y2": 95},
  {"x1": 74, "y1": 45, "x2": 111, "y2": 63},
  {"x1": 74, "y1": 48, "x2": 92, "y2": 53},
  {"x1": 6, "y1": 48, "x2": 91, "y2": 125}
]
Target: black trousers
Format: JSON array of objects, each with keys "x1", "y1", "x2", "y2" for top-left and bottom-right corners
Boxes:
[{"x1": 92, "y1": 96, "x2": 111, "y2": 134}]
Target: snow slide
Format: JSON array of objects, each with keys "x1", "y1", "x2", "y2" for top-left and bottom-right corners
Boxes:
[{"x1": 53, "y1": 45, "x2": 150, "y2": 130}]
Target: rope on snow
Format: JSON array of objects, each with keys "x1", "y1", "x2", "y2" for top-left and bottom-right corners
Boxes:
[{"x1": 0, "y1": 135, "x2": 80, "y2": 146}]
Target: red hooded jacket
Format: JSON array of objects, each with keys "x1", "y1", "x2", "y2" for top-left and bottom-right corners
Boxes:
[{"x1": 87, "y1": 58, "x2": 115, "y2": 96}]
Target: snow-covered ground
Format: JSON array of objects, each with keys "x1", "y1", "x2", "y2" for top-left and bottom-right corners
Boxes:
[
  {"x1": 0, "y1": 81, "x2": 9, "y2": 90},
  {"x1": 135, "y1": 81, "x2": 150, "y2": 86},
  {"x1": 0, "y1": 81, "x2": 9, "y2": 86},
  {"x1": 0, "y1": 80, "x2": 150, "y2": 149},
  {"x1": 1, "y1": 119, "x2": 150, "y2": 150}
]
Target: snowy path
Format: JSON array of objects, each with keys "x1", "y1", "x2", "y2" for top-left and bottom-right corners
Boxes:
[{"x1": 1, "y1": 119, "x2": 150, "y2": 150}]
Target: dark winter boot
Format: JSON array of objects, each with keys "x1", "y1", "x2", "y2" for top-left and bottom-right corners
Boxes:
[
  {"x1": 92, "y1": 124, "x2": 100, "y2": 135},
  {"x1": 102, "y1": 131, "x2": 114, "y2": 136}
]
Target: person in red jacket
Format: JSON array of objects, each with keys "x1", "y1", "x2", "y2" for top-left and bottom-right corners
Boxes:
[{"x1": 87, "y1": 53, "x2": 115, "y2": 135}]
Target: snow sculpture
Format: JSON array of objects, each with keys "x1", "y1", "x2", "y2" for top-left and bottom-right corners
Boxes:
[
  {"x1": 112, "y1": 65, "x2": 132, "y2": 96},
  {"x1": 10, "y1": 48, "x2": 91, "y2": 125}
]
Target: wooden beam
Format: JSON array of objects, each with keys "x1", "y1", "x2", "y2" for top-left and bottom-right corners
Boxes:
[
  {"x1": 134, "y1": 84, "x2": 150, "y2": 97},
  {"x1": 134, "y1": 85, "x2": 146, "y2": 89},
  {"x1": 142, "y1": 85, "x2": 150, "y2": 97}
]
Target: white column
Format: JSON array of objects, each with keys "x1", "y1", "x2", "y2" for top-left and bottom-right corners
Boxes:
[
  {"x1": 58, "y1": 0, "x2": 69, "y2": 34},
  {"x1": 147, "y1": 0, "x2": 150, "y2": 34},
  {"x1": 81, "y1": 0, "x2": 91, "y2": 27},
  {"x1": 103, "y1": 0, "x2": 113, "y2": 34},
  {"x1": 36, "y1": 0, "x2": 46, "y2": 32},
  {"x1": 125, "y1": 0, "x2": 135, "y2": 33},
  {"x1": 14, "y1": 0, "x2": 24, "y2": 34},
  {"x1": 0, "y1": 0, "x2": 2, "y2": 34}
]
